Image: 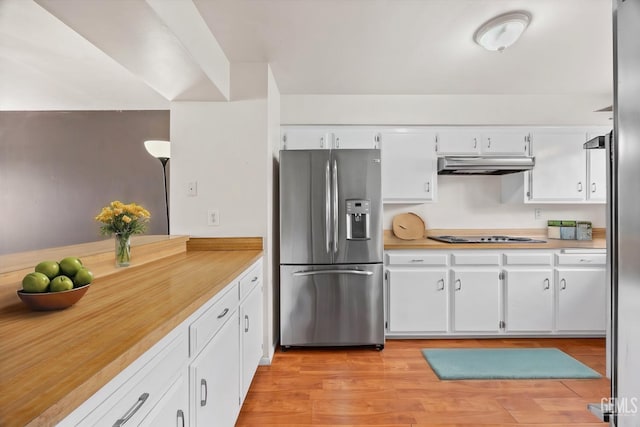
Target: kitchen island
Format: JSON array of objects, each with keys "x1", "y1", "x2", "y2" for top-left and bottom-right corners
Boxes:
[{"x1": 0, "y1": 236, "x2": 262, "y2": 427}]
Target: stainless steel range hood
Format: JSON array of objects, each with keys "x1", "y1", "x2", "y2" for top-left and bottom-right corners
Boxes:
[{"x1": 437, "y1": 156, "x2": 535, "y2": 175}]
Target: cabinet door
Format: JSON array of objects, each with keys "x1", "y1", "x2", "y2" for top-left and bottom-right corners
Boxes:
[
  {"x1": 528, "y1": 130, "x2": 588, "y2": 202},
  {"x1": 281, "y1": 128, "x2": 330, "y2": 150},
  {"x1": 436, "y1": 130, "x2": 480, "y2": 155},
  {"x1": 140, "y1": 373, "x2": 189, "y2": 427},
  {"x1": 556, "y1": 268, "x2": 606, "y2": 333},
  {"x1": 452, "y1": 270, "x2": 500, "y2": 332},
  {"x1": 481, "y1": 131, "x2": 530, "y2": 156},
  {"x1": 381, "y1": 132, "x2": 437, "y2": 203},
  {"x1": 587, "y1": 149, "x2": 607, "y2": 202},
  {"x1": 240, "y1": 284, "x2": 263, "y2": 401},
  {"x1": 504, "y1": 269, "x2": 554, "y2": 332},
  {"x1": 190, "y1": 310, "x2": 240, "y2": 427},
  {"x1": 387, "y1": 268, "x2": 448, "y2": 333},
  {"x1": 333, "y1": 129, "x2": 379, "y2": 149}
]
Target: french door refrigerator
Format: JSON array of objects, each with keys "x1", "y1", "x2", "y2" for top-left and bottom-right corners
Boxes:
[{"x1": 279, "y1": 149, "x2": 384, "y2": 349}]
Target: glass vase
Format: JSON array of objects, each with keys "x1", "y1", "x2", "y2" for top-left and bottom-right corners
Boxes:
[{"x1": 115, "y1": 233, "x2": 131, "y2": 267}]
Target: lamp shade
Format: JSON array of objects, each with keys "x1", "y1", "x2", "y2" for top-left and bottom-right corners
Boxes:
[
  {"x1": 474, "y1": 11, "x2": 531, "y2": 52},
  {"x1": 144, "y1": 140, "x2": 171, "y2": 159}
]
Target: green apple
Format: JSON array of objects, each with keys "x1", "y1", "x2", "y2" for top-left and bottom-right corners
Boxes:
[
  {"x1": 59, "y1": 257, "x2": 83, "y2": 277},
  {"x1": 50, "y1": 275, "x2": 74, "y2": 292},
  {"x1": 34, "y1": 260, "x2": 60, "y2": 280},
  {"x1": 22, "y1": 272, "x2": 50, "y2": 293},
  {"x1": 73, "y1": 268, "x2": 94, "y2": 287}
]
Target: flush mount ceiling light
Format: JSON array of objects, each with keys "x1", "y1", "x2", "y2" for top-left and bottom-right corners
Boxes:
[{"x1": 474, "y1": 11, "x2": 531, "y2": 52}]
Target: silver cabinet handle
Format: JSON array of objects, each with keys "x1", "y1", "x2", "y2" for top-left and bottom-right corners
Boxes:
[
  {"x1": 560, "y1": 278, "x2": 567, "y2": 290},
  {"x1": 425, "y1": 182, "x2": 430, "y2": 193},
  {"x1": 320, "y1": 136, "x2": 324, "y2": 148},
  {"x1": 437, "y1": 278, "x2": 445, "y2": 291},
  {"x1": 335, "y1": 136, "x2": 340, "y2": 149},
  {"x1": 332, "y1": 159, "x2": 338, "y2": 253},
  {"x1": 455, "y1": 279, "x2": 462, "y2": 291},
  {"x1": 577, "y1": 182, "x2": 583, "y2": 192},
  {"x1": 325, "y1": 160, "x2": 331, "y2": 254},
  {"x1": 251, "y1": 276, "x2": 258, "y2": 282},
  {"x1": 200, "y1": 378, "x2": 208, "y2": 406},
  {"x1": 592, "y1": 182, "x2": 597, "y2": 193},
  {"x1": 244, "y1": 314, "x2": 249, "y2": 332},
  {"x1": 580, "y1": 258, "x2": 593, "y2": 263},
  {"x1": 487, "y1": 137, "x2": 491, "y2": 148},
  {"x1": 410, "y1": 259, "x2": 425, "y2": 263},
  {"x1": 543, "y1": 278, "x2": 550, "y2": 290},
  {"x1": 177, "y1": 409, "x2": 185, "y2": 427},
  {"x1": 473, "y1": 138, "x2": 477, "y2": 149},
  {"x1": 113, "y1": 393, "x2": 149, "y2": 426},
  {"x1": 293, "y1": 269, "x2": 373, "y2": 276},
  {"x1": 216, "y1": 308, "x2": 229, "y2": 319}
]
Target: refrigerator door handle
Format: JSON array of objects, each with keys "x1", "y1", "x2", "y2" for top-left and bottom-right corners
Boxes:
[
  {"x1": 332, "y1": 159, "x2": 338, "y2": 254},
  {"x1": 325, "y1": 160, "x2": 331, "y2": 254},
  {"x1": 293, "y1": 269, "x2": 374, "y2": 277}
]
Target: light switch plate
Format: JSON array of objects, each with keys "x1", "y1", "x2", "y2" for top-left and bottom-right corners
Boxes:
[{"x1": 187, "y1": 181, "x2": 198, "y2": 197}]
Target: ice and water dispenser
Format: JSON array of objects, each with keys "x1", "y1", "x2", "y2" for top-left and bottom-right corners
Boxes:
[{"x1": 345, "y1": 199, "x2": 371, "y2": 240}]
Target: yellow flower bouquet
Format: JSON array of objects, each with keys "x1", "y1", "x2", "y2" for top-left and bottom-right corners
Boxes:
[{"x1": 95, "y1": 201, "x2": 151, "y2": 266}]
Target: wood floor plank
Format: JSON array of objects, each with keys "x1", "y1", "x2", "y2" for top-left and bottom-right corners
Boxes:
[{"x1": 238, "y1": 338, "x2": 609, "y2": 426}]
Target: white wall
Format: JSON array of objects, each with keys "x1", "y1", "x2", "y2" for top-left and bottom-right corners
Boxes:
[{"x1": 282, "y1": 94, "x2": 610, "y2": 230}]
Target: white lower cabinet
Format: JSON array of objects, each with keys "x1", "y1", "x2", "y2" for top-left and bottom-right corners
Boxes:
[
  {"x1": 556, "y1": 267, "x2": 607, "y2": 333},
  {"x1": 452, "y1": 269, "x2": 501, "y2": 333},
  {"x1": 240, "y1": 282, "x2": 264, "y2": 401},
  {"x1": 387, "y1": 268, "x2": 448, "y2": 333},
  {"x1": 504, "y1": 269, "x2": 554, "y2": 333},
  {"x1": 190, "y1": 308, "x2": 241, "y2": 427},
  {"x1": 385, "y1": 249, "x2": 605, "y2": 337}
]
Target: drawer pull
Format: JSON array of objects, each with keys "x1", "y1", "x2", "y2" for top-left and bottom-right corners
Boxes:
[
  {"x1": 543, "y1": 278, "x2": 550, "y2": 290},
  {"x1": 245, "y1": 314, "x2": 250, "y2": 332},
  {"x1": 410, "y1": 259, "x2": 425, "y2": 263},
  {"x1": 437, "y1": 278, "x2": 445, "y2": 291},
  {"x1": 177, "y1": 409, "x2": 185, "y2": 427},
  {"x1": 217, "y1": 308, "x2": 230, "y2": 319},
  {"x1": 560, "y1": 278, "x2": 567, "y2": 290},
  {"x1": 251, "y1": 276, "x2": 259, "y2": 282},
  {"x1": 200, "y1": 378, "x2": 208, "y2": 406},
  {"x1": 112, "y1": 392, "x2": 149, "y2": 426},
  {"x1": 580, "y1": 258, "x2": 593, "y2": 263},
  {"x1": 455, "y1": 279, "x2": 462, "y2": 291}
]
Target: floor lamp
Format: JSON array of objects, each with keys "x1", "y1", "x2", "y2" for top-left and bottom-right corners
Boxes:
[{"x1": 144, "y1": 140, "x2": 171, "y2": 235}]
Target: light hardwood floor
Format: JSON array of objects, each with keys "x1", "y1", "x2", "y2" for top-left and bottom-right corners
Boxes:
[{"x1": 237, "y1": 338, "x2": 608, "y2": 426}]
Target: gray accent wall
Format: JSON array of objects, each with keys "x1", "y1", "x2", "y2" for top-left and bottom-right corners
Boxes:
[{"x1": 0, "y1": 111, "x2": 170, "y2": 255}]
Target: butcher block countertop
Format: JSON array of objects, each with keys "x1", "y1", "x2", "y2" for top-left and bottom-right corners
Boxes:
[
  {"x1": 0, "y1": 236, "x2": 262, "y2": 427},
  {"x1": 384, "y1": 228, "x2": 606, "y2": 250}
]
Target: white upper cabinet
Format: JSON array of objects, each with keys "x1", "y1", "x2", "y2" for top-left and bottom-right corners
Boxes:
[
  {"x1": 435, "y1": 128, "x2": 530, "y2": 156},
  {"x1": 381, "y1": 131, "x2": 437, "y2": 203},
  {"x1": 526, "y1": 127, "x2": 610, "y2": 203},
  {"x1": 281, "y1": 126, "x2": 379, "y2": 150}
]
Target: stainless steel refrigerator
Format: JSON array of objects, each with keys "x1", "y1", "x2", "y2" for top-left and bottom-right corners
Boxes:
[
  {"x1": 279, "y1": 149, "x2": 384, "y2": 349},
  {"x1": 586, "y1": 1, "x2": 640, "y2": 425}
]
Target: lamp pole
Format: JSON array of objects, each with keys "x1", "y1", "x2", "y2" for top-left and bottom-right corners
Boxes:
[{"x1": 159, "y1": 157, "x2": 170, "y2": 235}]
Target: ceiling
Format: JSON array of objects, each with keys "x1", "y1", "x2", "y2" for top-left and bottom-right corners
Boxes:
[{"x1": 0, "y1": 0, "x2": 613, "y2": 110}]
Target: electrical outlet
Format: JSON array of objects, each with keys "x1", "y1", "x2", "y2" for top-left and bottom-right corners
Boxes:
[
  {"x1": 534, "y1": 208, "x2": 542, "y2": 219},
  {"x1": 187, "y1": 181, "x2": 198, "y2": 197},
  {"x1": 207, "y1": 209, "x2": 220, "y2": 226}
]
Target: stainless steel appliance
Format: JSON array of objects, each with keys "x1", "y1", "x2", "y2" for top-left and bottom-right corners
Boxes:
[
  {"x1": 585, "y1": 1, "x2": 640, "y2": 424},
  {"x1": 279, "y1": 149, "x2": 384, "y2": 349},
  {"x1": 437, "y1": 155, "x2": 535, "y2": 175},
  {"x1": 428, "y1": 235, "x2": 546, "y2": 244}
]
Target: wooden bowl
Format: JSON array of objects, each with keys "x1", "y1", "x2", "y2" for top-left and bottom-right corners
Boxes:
[{"x1": 17, "y1": 284, "x2": 91, "y2": 311}]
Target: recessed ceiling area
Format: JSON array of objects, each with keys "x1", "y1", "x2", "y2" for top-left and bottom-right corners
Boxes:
[{"x1": 0, "y1": 0, "x2": 613, "y2": 110}]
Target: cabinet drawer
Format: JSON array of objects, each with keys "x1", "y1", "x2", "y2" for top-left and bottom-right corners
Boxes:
[
  {"x1": 190, "y1": 282, "x2": 239, "y2": 356},
  {"x1": 452, "y1": 253, "x2": 500, "y2": 265},
  {"x1": 240, "y1": 260, "x2": 262, "y2": 301},
  {"x1": 386, "y1": 252, "x2": 448, "y2": 266},
  {"x1": 504, "y1": 253, "x2": 553, "y2": 265},
  {"x1": 80, "y1": 334, "x2": 187, "y2": 426},
  {"x1": 556, "y1": 253, "x2": 606, "y2": 265}
]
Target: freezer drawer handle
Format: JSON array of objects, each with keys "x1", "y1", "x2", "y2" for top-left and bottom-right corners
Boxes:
[{"x1": 293, "y1": 269, "x2": 374, "y2": 277}]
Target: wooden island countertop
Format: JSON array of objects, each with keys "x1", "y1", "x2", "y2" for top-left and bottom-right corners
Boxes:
[
  {"x1": 384, "y1": 228, "x2": 606, "y2": 250},
  {"x1": 0, "y1": 236, "x2": 262, "y2": 427}
]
